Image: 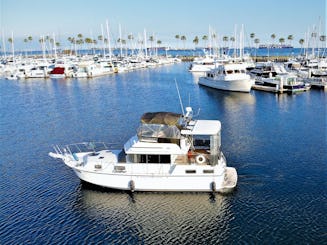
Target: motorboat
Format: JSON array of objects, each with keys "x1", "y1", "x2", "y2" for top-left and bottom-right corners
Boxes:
[
  {"x1": 256, "y1": 73, "x2": 311, "y2": 94},
  {"x1": 189, "y1": 56, "x2": 217, "y2": 73},
  {"x1": 49, "y1": 67, "x2": 65, "y2": 79},
  {"x1": 198, "y1": 63, "x2": 254, "y2": 92},
  {"x1": 49, "y1": 107, "x2": 237, "y2": 193}
]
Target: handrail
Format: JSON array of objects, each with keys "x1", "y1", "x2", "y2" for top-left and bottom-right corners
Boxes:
[{"x1": 53, "y1": 142, "x2": 120, "y2": 155}]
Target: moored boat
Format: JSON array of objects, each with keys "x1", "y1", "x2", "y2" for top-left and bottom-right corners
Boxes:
[
  {"x1": 49, "y1": 67, "x2": 65, "y2": 79},
  {"x1": 198, "y1": 63, "x2": 254, "y2": 92},
  {"x1": 49, "y1": 107, "x2": 237, "y2": 193}
]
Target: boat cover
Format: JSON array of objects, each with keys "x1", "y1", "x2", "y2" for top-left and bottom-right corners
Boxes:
[
  {"x1": 140, "y1": 112, "x2": 182, "y2": 126},
  {"x1": 138, "y1": 112, "x2": 183, "y2": 140}
]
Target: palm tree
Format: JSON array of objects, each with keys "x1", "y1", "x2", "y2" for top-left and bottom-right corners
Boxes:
[
  {"x1": 202, "y1": 35, "x2": 208, "y2": 48},
  {"x1": 287, "y1": 35, "x2": 293, "y2": 46},
  {"x1": 128, "y1": 34, "x2": 134, "y2": 49},
  {"x1": 8, "y1": 37, "x2": 13, "y2": 57},
  {"x1": 319, "y1": 35, "x2": 326, "y2": 42},
  {"x1": 320, "y1": 35, "x2": 326, "y2": 48},
  {"x1": 254, "y1": 38, "x2": 260, "y2": 47},
  {"x1": 180, "y1": 35, "x2": 186, "y2": 49},
  {"x1": 271, "y1": 34, "x2": 276, "y2": 47},
  {"x1": 222, "y1": 36, "x2": 228, "y2": 54},
  {"x1": 250, "y1": 33, "x2": 255, "y2": 48},
  {"x1": 254, "y1": 38, "x2": 260, "y2": 58},
  {"x1": 279, "y1": 38, "x2": 285, "y2": 46},
  {"x1": 193, "y1": 36, "x2": 199, "y2": 48},
  {"x1": 67, "y1": 37, "x2": 76, "y2": 55},
  {"x1": 149, "y1": 35, "x2": 154, "y2": 54},
  {"x1": 23, "y1": 38, "x2": 28, "y2": 56},
  {"x1": 85, "y1": 37, "x2": 93, "y2": 52},
  {"x1": 299, "y1": 38, "x2": 305, "y2": 54},
  {"x1": 175, "y1": 34, "x2": 180, "y2": 49}
]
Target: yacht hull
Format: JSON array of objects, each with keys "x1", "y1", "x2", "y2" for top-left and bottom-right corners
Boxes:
[
  {"x1": 199, "y1": 77, "x2": 253, "y2": 92},
  {"x1": 72, "y1": 165, "x2": 237, "y2": 193}
]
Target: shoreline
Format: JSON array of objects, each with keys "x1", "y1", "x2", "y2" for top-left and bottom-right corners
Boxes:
[{"x1": 180, "y1": 55, "x2": 291, "y2": 62}]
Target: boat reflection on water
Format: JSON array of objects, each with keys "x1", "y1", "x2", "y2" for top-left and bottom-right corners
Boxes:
[
  {"x1": 201, "y1": 86, "x2": 256, "y2": 107},
  {"x1": 76, "y1": 182, "x2": 235, "y2": 243}
]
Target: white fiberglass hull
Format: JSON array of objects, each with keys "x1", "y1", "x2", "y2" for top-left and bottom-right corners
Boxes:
[
  {"x1": 50, "y1": 149, "x2": 237, "y2": 193},
  {"x1": 49, "y1": 74, "x2": 65, "y2": 79},
  {"x1": 72, "y1": 165, "x2": 237, "y2": 193},
  {"x1": 199, "y1": 77, "x2": 254, "y2": 92}
]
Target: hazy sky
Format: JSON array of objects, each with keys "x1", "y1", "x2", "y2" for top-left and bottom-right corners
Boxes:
[{"x1": 0, "y1": 0, "x2": 325, "y2": 49}]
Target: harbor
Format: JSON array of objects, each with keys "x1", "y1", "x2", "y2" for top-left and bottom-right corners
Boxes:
[
  {"x1": 0, "y1": 0, "x2": 326, "y2": 243},
  {"x1": 0, "y1": 61, "x2": 326, "y2": 244}
]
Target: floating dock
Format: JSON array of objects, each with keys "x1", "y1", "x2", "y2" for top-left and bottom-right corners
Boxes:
[{"x1": 252, "y1": 84, "x2": 286, "y2": 93}]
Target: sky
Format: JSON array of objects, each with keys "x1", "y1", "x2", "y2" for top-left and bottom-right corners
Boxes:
[{"x1": 0, "y1": 0, "x2": 326, "y2": 50}]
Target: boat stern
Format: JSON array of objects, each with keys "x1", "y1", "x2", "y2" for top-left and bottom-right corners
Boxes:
[{"x1": 219, "y1": 167, "x2": 238, "y2": 193}]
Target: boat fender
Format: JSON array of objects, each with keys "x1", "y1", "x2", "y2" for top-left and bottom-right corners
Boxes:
[
  {"x1": 129, "y1": 180, "x2": 135, "y2": 192},
  {"x1": 195, "y1": 154, "x2": 206, "y2": 164},
  {"x1": 211, "y1": 181, "x2": 216, "y2": 192}
]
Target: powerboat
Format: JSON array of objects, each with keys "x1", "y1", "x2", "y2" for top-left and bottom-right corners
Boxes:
[
  {"x1": 49, "y1": 107, "x2": 237, "y2": 193},
  {"x1": 198, "y1": 63, "x2": 254, "y2": 92}
]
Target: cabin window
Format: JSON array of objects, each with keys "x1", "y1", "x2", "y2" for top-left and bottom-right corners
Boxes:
[
  {"x1": 140, "y1": 154, "x2": 171, "y2": 164},
  {"x1": 193, "y1": 135, "x2": 210, "y2": 150},
  {"x1": 185, "y1": 170, "x2": 196, "y2": 174},
  {"x1": 147, "y1": 155, "x2": 159, "y2": 163},
  {"x1": 114, "y1": 166, "x2": 126, "y2": 172},
  {"x1": 203, "y1": 169, "x2": 214, "y2": 174},
  {"x1": 227, "y1": 70, "x2": 233, "y2": 74},
  {"x1": 140, "y1": 154, "x2": 147, "y2": 163},
  {"x1": 234, "y1": 70, "x2": 240, "y2": 73}
]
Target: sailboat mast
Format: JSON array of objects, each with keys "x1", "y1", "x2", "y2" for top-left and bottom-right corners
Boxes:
[
  {"x1": 240, "y1": 24, "x2": 244, "y2": 59},
  {"x1": 144, "y1": 28, "x2": 148, "y2": 57},
  {"x1": 2, "y1": 29, "x2": 6, "y2": 59},
  {"x1": 11, "y1": 31, "x2": 15, "y2": 60},
  {"x1": 119, "y1": 24, "x2": 123, "y2": 57},
  {"x1": 106, "y1": 20, "x2": 112, "y2": 61},
  {"x1": 53, "y1": 32, "x2": 57, "y2": 59},
  {"x1": 101, "y1": 24, "x2": 106, "y2": 57}
]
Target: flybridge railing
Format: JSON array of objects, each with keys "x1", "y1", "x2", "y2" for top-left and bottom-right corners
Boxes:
[{"x1": 52, "y1": 142, "x2": 120, "y2": 156}]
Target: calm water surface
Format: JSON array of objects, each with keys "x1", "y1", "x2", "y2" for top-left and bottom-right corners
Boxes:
[{"x1": 0, "y1": 63, "x2": 326, "y2": 244}]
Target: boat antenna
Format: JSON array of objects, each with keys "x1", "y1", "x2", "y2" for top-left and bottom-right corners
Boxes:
[{"x1": 175, "y1": 78, "x2": 185, "y2": 115}]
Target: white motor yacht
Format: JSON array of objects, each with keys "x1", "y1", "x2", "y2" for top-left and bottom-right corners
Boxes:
[
  {"x1": 49, "y1": 107, "x2": 237, "y2": 193},
  {"x1": 198, "y1": 63, "x2": 254, "y2": 92}
]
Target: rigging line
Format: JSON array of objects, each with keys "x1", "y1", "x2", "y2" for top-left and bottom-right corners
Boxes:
[{"x1": 174, "y1": 78, "x2": 184, "y2": 115}]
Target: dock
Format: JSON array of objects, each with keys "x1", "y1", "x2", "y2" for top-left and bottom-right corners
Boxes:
[
  {"x1": 179, "y1": 55, "x2": 290, "y2": 62},
  {"x1": 252, "y1": 84, "x2": 286, "y2": 93}
]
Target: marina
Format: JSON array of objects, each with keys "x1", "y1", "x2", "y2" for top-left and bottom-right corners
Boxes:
[
  {"x1": 0, "y1": 0, "x2": 326, "y2": 243},
  {"x1": 0, "y1": 61, "x2": 326, "y2": 244}
]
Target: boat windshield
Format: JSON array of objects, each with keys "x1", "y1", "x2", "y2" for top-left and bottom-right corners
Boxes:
[{"x1": 137, "y1": 123, "x2": 181, "y2": 141}]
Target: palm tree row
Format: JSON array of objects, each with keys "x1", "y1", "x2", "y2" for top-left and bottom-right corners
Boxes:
[{"x1": 3, "y1": 32, "x2": 326, "y2": 54}]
